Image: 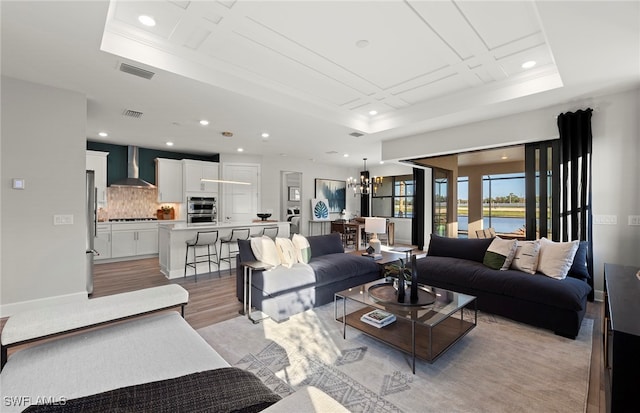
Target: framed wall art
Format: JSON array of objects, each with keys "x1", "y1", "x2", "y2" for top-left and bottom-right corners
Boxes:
[
  {"x1": 288, "y1": 186, "x2": 300, "y2": 201},
  {"x1": 314, "y1": 179, "x2": 346, "y2": 214},
  {"x1": 311, "y1": 198, "x2": 330, "y2": 221}
]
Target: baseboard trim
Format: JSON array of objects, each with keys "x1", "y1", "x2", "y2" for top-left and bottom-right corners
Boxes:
[
  {"x1": 0, "y1": 291, "x2": 88, "y2": 318},
  {"x1": 593, "y1": 289, "x2": 604, "y2": 302}
]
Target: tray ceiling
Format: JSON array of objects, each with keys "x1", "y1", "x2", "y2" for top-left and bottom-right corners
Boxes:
[
  {"x1": 2, "y1": 1, "x2": 638, "y2": 166},
  {"x1": 102, "y1": 0, "x2": 561, "y2": 135}
]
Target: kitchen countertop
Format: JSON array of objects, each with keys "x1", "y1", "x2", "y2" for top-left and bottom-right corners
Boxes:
[{"x1": 162, "y1": 221, "x2": 287, "y2": 231}]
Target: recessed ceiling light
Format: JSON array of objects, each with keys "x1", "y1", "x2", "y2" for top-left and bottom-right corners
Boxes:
[
  {"x1": 199, "y1": 120, "x2": 209, "y2": 126},
  {"x1": 501, "y1": 155, "x2": 508, "y2": 160},
  {"x1": 261, "y1": 132, "x2": 270, "y2": 138},
  {"x1": 379, "y1": 161, "x2": 384, "y2": 164},
  {"x1": 356, "y1": 39, "x2": 370, "y2": 48},
  {"x1": 138, "y1": 15, "x2": 156, "y2": 27},
  {"x1": 343, "y1": 154, "x2": 349, "y2": 157},
  {"x1": 369, "y1": 110, "x2": 378, "y2": 116},
  {"x1": 237, "y1": 147, "x2": 244, "y2": 152},
  {"x1": 98, "y1": 132, "x2": 108, "y2": 137},
  {"x1": 166, "y1": 141, "x2": 174, "y2": 146},
  {"x1": 521, "y1": 60, "x2": 536, "y2": 69}
]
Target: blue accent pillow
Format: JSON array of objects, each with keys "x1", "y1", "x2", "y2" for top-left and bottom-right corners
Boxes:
[
  {"x1": 568, "y1": 241, "x2": 590, "y2": 281},
  {"x1": 307, "y1": 232, "x2": 344, "y2": 258},
  {"x1": 427, "y1": 234, "x2": 494, "y2": 263}
]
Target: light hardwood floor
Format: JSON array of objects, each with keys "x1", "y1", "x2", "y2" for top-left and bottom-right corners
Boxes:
[{"x1": 2, "y1": 257, "x2": 607, "y2": 412}]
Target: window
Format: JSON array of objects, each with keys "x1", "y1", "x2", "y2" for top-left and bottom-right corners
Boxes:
[
  {"x1": 433, "y1": 169, "x2": 450, "y2": 236},
  {"x1": 457, "y1": 177, "x2": 469, "y2": 235},
  {"x1": 482, "y1": 173, "x2": 525, "y2": 235},
  {"x1": 371, "y1": 174, "x2": 414, "y2": 218}
]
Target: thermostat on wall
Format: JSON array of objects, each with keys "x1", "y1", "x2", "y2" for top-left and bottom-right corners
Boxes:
[{"x1": 12, "y1": 178, "x2": 25, "y2": 190}]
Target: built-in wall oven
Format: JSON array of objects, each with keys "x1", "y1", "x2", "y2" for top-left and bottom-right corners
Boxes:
[{"x1": 187, "y1": 196, "x2": 217, "y2": 225}]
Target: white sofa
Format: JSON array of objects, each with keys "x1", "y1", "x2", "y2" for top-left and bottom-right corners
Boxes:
[{"x1": 0, "y1": 289, "x2": 348, "y2": 412}]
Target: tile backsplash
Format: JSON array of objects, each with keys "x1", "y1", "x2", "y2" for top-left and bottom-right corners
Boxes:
[{"x1": 102, "y1": 187, "x2": 162, "y2": 219}]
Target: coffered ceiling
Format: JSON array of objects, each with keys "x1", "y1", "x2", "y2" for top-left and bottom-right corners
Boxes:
[{"x1": 2, "y1": 1, "x2": 638, "y2": 167}]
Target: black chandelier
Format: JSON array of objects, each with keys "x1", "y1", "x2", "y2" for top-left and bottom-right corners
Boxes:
[{"x1": 347, "y1": 158, "x2": 382, "y2": 196}]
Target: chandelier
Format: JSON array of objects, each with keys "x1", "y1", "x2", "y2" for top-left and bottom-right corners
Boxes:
[{"x1": 347, "y1": 158, "x2": 382, "y2": 196}]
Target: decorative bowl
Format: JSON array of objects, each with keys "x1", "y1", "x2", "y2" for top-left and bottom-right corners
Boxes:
[{"x1": 257, "y1": 213, "x2": 272, "y2": 221}]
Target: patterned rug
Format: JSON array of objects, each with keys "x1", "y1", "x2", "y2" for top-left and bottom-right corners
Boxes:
[{"x1": 198, "y1": 304, "x2": 593, "y2": 413}]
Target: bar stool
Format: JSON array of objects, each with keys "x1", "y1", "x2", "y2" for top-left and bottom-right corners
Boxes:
[
  {"x1": 184, "y1": 230, "x2": 219, "y2": 282},
  {"x1": 219, "y1": 228, "x2": 250, "y2": 275},
  {"x1": 251, "y1": 226, "x2": 279, "y2": 240}
]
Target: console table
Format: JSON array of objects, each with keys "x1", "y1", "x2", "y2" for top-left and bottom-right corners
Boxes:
[{"x1": 604, "y1": 263, "x2": 640, "y2": 412}]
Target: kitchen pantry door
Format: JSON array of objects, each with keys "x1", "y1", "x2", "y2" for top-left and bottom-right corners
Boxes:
[{"x1": 221, "y1": 163, "x2": 260, "y2": 223}]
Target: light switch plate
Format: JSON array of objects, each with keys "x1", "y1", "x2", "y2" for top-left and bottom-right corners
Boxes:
[
  {"x1": 629, "y1": 215, "x2": 640, "y2": 226},
  {"x1": 53, "y1": 214, "x2": 74, "y2": 225},
  {"x1": 593, "y1": 215, "x2": 617, "y2": 225},
  {"x1": 12, "y1": 178, "x2": 25, "y2": 189}
]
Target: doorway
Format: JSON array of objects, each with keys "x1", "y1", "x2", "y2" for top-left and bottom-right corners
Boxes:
[{"x1": 281, "y1": 171, "x2": 302, "y2": 234}]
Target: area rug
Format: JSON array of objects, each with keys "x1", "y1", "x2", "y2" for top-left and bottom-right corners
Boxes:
[{"x1": 197, "y1": 304, "x2": 593, "y2": 413}]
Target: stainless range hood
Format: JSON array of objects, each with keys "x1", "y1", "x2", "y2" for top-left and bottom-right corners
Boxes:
[{"x1": 110, "y1": 146, "x2": 155, "y2": 188}]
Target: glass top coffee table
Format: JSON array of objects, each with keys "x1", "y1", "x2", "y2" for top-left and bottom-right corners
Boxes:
[{"x1": 334, "y1": 278, "x2": 477, "y2": 373}]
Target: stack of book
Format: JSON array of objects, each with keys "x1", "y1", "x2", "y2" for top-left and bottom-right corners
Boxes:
[
  {"x1": 360, "y1": 309, "x2": 396, "y2": 328},
  {"x1": 361, "y1": 252, "x2": 383, "y2": 260}
]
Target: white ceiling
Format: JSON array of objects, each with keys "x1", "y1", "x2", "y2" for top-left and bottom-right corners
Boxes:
[{"x1": 2, "y1": 1, "x2": 638, "y2": 167}]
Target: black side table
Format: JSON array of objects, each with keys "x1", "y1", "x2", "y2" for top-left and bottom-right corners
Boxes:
[{"x1": 240, "y1": 261, "x2": 273, "y2": 323}]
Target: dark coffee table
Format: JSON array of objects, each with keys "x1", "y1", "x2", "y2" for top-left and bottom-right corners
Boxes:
[{"x1": 334, "y1": 279, "x2": 477, "y2": 373}]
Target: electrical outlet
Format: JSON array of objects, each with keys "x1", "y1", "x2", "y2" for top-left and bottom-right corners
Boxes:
[
  {"x1": 629, "y1": 215, "x2": 640, "y2": 226},
  {"x1": 53, "y1": 214, "x2": 74, "y2": 225},
  {"x1": 593, "y1": 215, "x2": 617, "y2": 225}
]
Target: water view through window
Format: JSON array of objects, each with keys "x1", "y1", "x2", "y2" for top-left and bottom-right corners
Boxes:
[{"x1": 458, "y1": 173, "x2": 526, "y2": 237}]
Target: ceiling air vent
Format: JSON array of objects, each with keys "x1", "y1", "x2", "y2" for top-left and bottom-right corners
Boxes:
[
  {"x1": 349, "y1": 132, "x2": 364, "y2": 137},
  {"x1": 119, "y1": 63, "x2": 155, "y2": 80},
  {"x1": 122, "y1": 109, "x2": 143, "y2": 119}
]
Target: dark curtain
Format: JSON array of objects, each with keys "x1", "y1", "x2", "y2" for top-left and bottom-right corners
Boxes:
[
  {"x1": 557, "y1": 108, "x2": 594, "y2": 300},
  {"x1": 412, "y1": 168, "x2": 425, "y2": 249}
]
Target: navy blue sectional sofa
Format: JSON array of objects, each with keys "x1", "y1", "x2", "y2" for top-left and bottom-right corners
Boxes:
[
  {"x1": 415, "y1": 234, "x2": 593, "y2": 338},
  {"x1": 235, "y1": 232, "x2": 380, "y2": 322}
]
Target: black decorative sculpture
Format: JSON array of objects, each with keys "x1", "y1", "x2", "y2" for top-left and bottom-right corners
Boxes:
[
  {"x1": 410, "y1": 255, "x2": 419, "y2": 303},
  {"x1": 396, "y1": 271, "x2": 405, "y2": 303}
]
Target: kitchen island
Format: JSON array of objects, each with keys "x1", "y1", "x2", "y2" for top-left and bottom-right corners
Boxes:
[{"x1": 158, "y1": 221, "x2": 290, "y2": 279}]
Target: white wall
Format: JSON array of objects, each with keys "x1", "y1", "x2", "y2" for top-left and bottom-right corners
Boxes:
[
  {"x1": 1, "y1": 77, "x2": 88, "y2": 316},
  {"x1": 382, "y1": 87, "x2": 640, "y2": 299},
  {"x1": 220, "y1": 154, "x2": 417, "y2": 243},
  {"x1": 260, "y1": 155, "x2": 355, "y2": 236}
]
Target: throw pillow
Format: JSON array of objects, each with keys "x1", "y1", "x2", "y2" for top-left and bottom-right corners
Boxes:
[
  {"x1": 291, "y1": 233, "x2": 311, "y2": 264},
  {"x1": 250, "y1": 235, "x2": 281, "y2": 268},
  {"x1": 510, "y1": 240, "x2": 541, "y2": 274},
  {"x1": 483, "y1": 236, "x2": 518, "y2": 270},
  {"x1": 567, "y1": 241, "x2": 590, "y2": 281},
  {"x1": 537, "y1": 238, "x2": 580, "y2": 280},
  {"x1": 427, "y1": 234, "x2": 494, "y2": 263},
  {"x1": 275, "y1": 237, "x2": 298, "y2": 268}
]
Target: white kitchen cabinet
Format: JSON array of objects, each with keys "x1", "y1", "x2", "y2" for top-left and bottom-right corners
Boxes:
[
  {"x1": 136, "y1": 228, "x2": 159, "y2": 255},
  {"x1": 183, "y1": 160, "x2": 219, "y2": 195},
  {"x1": 94, "y1": 223, "x2": 111, "y2": 260},
  {"x1": 86, "y1": 150, "x2": 109, "y2": 206},
  {"x1": 111, "y1": 223, "x2": 159, "y2": 258},
  {"x1": 155, "y1": 158, "x2": 183, "y2": 202}
]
